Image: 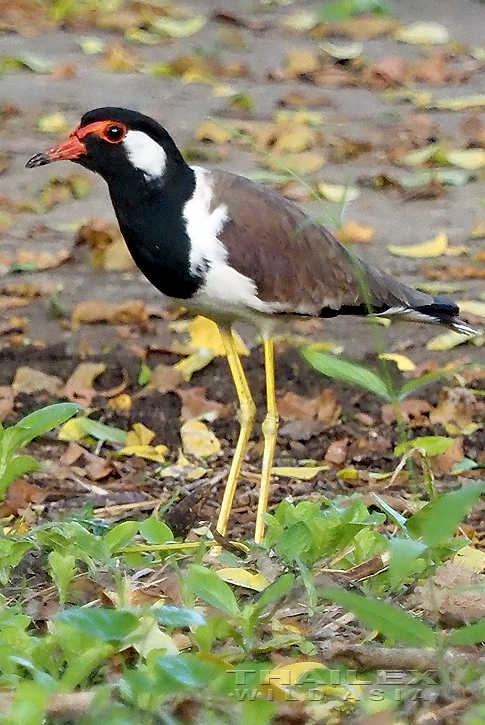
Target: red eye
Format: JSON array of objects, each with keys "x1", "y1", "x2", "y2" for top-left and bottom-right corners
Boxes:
[{"x1": 104, "y1": 124, "x2": 125, "y2": 142}]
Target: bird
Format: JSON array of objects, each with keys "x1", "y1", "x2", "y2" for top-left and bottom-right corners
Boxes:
[{"x1": 26, "y1": 107, "x2": 475, "y2": 544}]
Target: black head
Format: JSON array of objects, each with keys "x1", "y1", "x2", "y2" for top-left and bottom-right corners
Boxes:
[{"x1": 26, "y1": 107, "x2": 187, "y2": 184}]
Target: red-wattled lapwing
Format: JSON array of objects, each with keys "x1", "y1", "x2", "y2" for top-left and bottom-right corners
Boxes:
[{"x1": 27, "y1": 107, "x2": 475, "y2": 543}]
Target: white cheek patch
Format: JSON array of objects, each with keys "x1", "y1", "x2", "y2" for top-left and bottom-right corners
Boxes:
[{"x1": 122, "y1": 130, "x2": 166, "y2": 180}]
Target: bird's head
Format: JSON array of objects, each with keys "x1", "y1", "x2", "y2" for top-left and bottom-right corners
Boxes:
[{"x1": 26, "y1": 107, "x2": 186, "y2": 183}]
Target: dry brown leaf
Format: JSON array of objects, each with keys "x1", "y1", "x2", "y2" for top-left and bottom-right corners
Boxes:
[
  {"x1": 430, "y1": 388, "x2": 482, "y2": 434},
  {"x1": 325, "y1": 437, "x2": 349, "y2": 466},
  {"x1": 278, "y1": 389, "x2": 341, "y2": 426},
  {"x1": 72, "y1": 300, "x2": 149, "y2": 327},
  {"x1": 146, "y1": 364, "x2": 183, "y2": 393},
  {"x1": 0, "y1": 478, "x2": 46, "y2": 517},
  {"x1": 177, "y1": 387, "x2": 229, "y2": 422},
  {"x1": 101, "y1": 42, "x2": 141, "y2": 72},
  {"x1": 12, "y1": 367, "x2": 62, "y2": 395},
  {"x1": 76, "y1": 219, "x2": 135, "y2": 271},
  {"x1": 430, "y1": 436, "x2": 464, "y2": 476},
  {"x1": 381, "y1": 399, "x2": 433, "y2": 427},
  {"x1": 64, "y1": 362, "x2": 106, "y2": 405}
]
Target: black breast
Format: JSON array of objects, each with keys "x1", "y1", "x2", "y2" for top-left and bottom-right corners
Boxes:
[{"x1": 108, "y1": 166, "x2": 203, "y2": 300}]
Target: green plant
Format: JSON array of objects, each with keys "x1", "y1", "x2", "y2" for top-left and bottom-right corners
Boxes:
[
  {"x1": 0, "y1": 402, "x2": 80, "y2": 500},
  {"x1": 302, "y1": 347, "x2": 452, "y2": 403}
]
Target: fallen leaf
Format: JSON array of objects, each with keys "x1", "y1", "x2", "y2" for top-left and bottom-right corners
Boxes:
[
  {"x1": 454, "y1": 546, "x2": 485, "y2": 573},
  {"x1": 189, "y1": 316, "x2": 249, "y2": 356},
  {"x1": 278, "y1": 389, "x2": 341, "y2": 426},
  {"x1": 125, "y1": 422, "x2": 156, "y2": 447},
  {"x1": 382, "y1": 399, "x2": 433, "y2": 427},
  {"x1": 434, "y1": 94, "x2": 485, "y2": 111},
  {"x1": 457, "y1": 300, "x2": 485, "y2": 319},
  {"x1": 388, "y1": 231, "x2": 450, "y2": 258},
  {"x1": 216, "y1": 568, "x2": 269, "y2": 591},
  {"x1": 427, "y1": 330, "x2": 480, "y2": 351},
  {"x1": 72, "y1": 300, "x2": 149, "y2": 327},
  {"x1": 325, "y1": 437, "x2": 349, "y2": 466},
  {"x1": 118, "y1": 444, "x2": 168, "y2": 463},
  {"x1": 64, "y1": 362, "x2": 106, "y2": 405},
  {"x1": 395, "y1": 22, "x2": 449, "y2": 45},
  {"x1": 178, "y1": 387, "x2": 228, "y2": 422},
  {"x1": 337, "y1": 222, "x2": 374, "y2": 244},
  {"x1": 181, "y1": 419, "x2": 221, "y2": 457},
  {"x1": 446, "y1": 149, "x2": 485, "y2": 170},
  {"x1": 430, "y1": 388, "x2": 481, "y2": 435},
  {"x1": 37, "y1": 112, "x2": 68, "y2": 134},
  {"x1": 430, "y1": 436, "x2": 464, "y2": 475},
  {"x1": 0, "y1": 478, "x2": 46, "y2": 517},
  {"x1": 146, "y1": 364, "x2": 183, "y2": 393},
  {"x1": 12, "y1": 367, "x2": 62, "y2": 395},
  {"x1": 272, "y1": 466, "x2": 328, "y2": 480},
  {"x1": 151, "y1": 15, "x2": 206, "y2": 38},
  {"x1": 379, "y1": 353, "x2": 415, "y2": 371},
  {"x1": 317, "y1": 182, "x2": 359, "y2": 203}
]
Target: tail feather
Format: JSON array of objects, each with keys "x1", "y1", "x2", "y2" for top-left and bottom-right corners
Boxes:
[{"x1": 375, "y1": 297, "x2": 478, "y2": 336}]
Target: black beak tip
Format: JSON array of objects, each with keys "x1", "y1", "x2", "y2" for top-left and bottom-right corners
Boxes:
[{"x1": 26, "y1": 152, "x2": 49, "y2": 169}]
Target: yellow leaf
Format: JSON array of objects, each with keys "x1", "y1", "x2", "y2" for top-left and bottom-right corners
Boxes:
[
  {"x1": 118, "y1": 444, "x2": 168, "y2": 462},
  {"x1": 189, "y1": 316, "x2": 249, "y2": 356},
  {"x1": 37, "y1": 112, "x2": 68, "y2": 134},
  {"x1": 125, "y1": 422, "x2": 155, "y2": 447},
  {"x1": 181, "y1": 419, "x2": 221, "y2": 457},
  {"x1": 58, "y1": 418, "x2": 87, "y2": 442},
  {"x1": 217, "y1": 568, "x2": 269, "y2": 591},
  {"x1": 286, "y1": 49, "x2": 321, "y2": 75},
  {"x1": 130, "y1": 615, "x2": 179, "y2": 657},
  {"x1": 317, "y1": 182, "x2": 359, "y2": 203},
  {"x1": 174, "y1": 350, "x2": 215, "y2": 381},
  {"x1": 427, "y1": 330, "x2": 476, "y2": 351},
  {"x1": 108, "y1": 394, "x2": 132, "y2": 410},
  {"x1": 395, "y1": 21, "x2": 449, "y2": 45},
  {"x1": 337, "y1": 467, "x2": 359, "y2": 481},
  {"x1": 151, "y1": 15, "x2": 206, "y2": 38},
  {"x1": 446, "y1": 149, "x2": 485, "y2": 169},
  {"x1": 388, "y1": 231, "x2": 448, "y2": 258},
  {"x1": 457, "y1": 300, "x2": 485, "y2": 318},
  {"x1": 320, "y1": 41, "x2": 363, "y2": 60},
  {"x1": 261, "y1": 662, "x2": 326, "y2": 697},
  {"x1": 454, "y1": 546, "x2": 485, "y2": 573},
  {"x1": 337, "y1": 222, "x2": 374, "y2": 244},
  {"x1": 435, "y1": 94, "x2": 485, "y2": 111},
  {"x1": 272, "y1": 466, "x2": 328, "y2": 480},
  {"x1": 379, "y1": 353, "x2": 416, "y2": 371},
  {"x1": 281, "y1": 11, "x2": 317, "y2": 32}
]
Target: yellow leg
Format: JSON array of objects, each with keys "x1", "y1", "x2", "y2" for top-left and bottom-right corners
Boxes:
[
  {"x1": 216, "y1": 327, "x2": 256, "y2": 538},
  {"x1": 255, "y1": 338, "x2": 278, "y2": 544}
]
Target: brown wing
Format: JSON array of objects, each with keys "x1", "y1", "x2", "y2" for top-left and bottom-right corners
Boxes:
[{"x1": 210, "y1": 170, "x2": 434, "y2": 315}]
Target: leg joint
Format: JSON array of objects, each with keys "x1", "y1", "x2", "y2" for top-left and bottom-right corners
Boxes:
[{"x1": 262, "y1": 413, "x2": 279, "y2": 438}]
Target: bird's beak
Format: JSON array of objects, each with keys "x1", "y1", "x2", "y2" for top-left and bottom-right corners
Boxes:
[{"x1": 26, "y1": 133, "x2": 87, "y2": 168}]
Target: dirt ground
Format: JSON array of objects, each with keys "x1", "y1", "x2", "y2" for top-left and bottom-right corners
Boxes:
[{"x1": 1, "y1": 0, "x2": 485, "y2": 538}]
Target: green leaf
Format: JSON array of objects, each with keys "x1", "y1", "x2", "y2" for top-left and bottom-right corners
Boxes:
[
  {"x1": 407, "y1": 483, "x2": 485, "y2": 547},
  {"x1": 186, "y1": 565, "x2": 240, "y2": 617},
  {"x1": 6, "y1": 403, "x2": 81, "y2": 451},
  {"x1": 319, "y1": 587, "x2": 437, "y2": 646},
  {"x1": 56, "y1": 607, "x2": 138, "y2": 642},
  {"x1": 78, "y1": 417, "x2": 127, "y2": 444},
  {"x1": 302, "y1": 349, "x2": 391, "y2": 400},
  {"x1": 394, "y1": 435, "x2": 454, "y2": 457},
  {"x1": 138, "y1": 362, "x2": 152, "y2": 386},
  {"x1": 154, "y1": 653, "x2": 222, "y2": 691},
  {"x1": 138, "y1": 517, "x2": 173, "y2": 545},
  {"x1": 104, "y1": 520, "x2": 139, "y2": 551},
  {"x1": 254, "y1": 573, "x2": 295, "y2": 614},
  {"x1": 388, "y1": 538, "x2": 428, "y2": 589},
  {"x1": 448, "y1": 618, "x2": 485, "y2": 646},
  {"x1": 1, "y1": 455, "x2": 41, "y2": 492},
  {"x1": 399, "y1": 370, "x2": 452, "y2": 400},
  {"x1": 275, "y1": 520, "x2": 312, "y2": 563},
  {"x1": 155, "y1": 606, "x2": 206, "y2": 628},
  {"x1": 373, "y1": 494, "x2": 409, "y2": 533}
]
